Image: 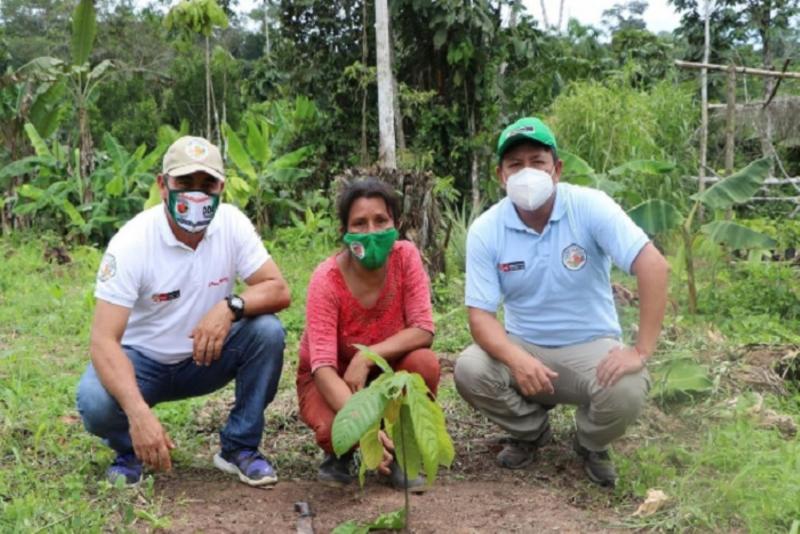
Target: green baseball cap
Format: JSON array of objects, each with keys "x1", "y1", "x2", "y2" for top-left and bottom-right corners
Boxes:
[{"x1": 496, "y1": 117, "x2": 557, "y2": 160}]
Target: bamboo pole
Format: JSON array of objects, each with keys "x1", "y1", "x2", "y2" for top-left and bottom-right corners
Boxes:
[{"x1": 675, "y1": 60, "x2": 800, "y2": 79}]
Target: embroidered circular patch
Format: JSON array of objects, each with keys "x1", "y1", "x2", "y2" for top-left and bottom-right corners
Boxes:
[
  {"x1": 97, "y1": 253, "x2": 117, "y2": 282},
  {"x1": 349, "y1": 241, "x2": 366, "y2": 259},
  {"x1": 184, "y1": 139, "x2": 209, "y2": 161},
  {"x1": 562, "y1": 243, "x2": 587, "y2": 271}
]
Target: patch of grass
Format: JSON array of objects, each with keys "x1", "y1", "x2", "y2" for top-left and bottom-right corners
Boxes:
[{"x1": 2, "y1": 232, "x2": 800, "y2": 531}]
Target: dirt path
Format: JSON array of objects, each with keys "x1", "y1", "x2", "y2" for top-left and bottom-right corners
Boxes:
[{"x1": 156, "y1": 471, "x2": 619, "y2": 533}]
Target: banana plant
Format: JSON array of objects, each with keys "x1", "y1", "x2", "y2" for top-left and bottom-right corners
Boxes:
[
  {"x1": 331, "y1": 346, "x2": 454, "y2": 531},
  {"x1": 628, "y1": 157, "x2": 776, "y2": 313},
  {"x1": 14, "y1": 0, "x2": 113, "y2": 206},
  {"x1": 223, "y1": 113, "x2": 313, "y2": 231}
]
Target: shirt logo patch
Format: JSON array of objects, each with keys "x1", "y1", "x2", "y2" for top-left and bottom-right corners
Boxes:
[
  {"x1": 349, "y1": 241, "x2": 366, "y2": 259},
  {"x1": 562, "y1": 244, "x2": 587, "y2": 271},
  {"x1": 152, "y1": 290, "x2": 181, "y2": 303},
  {"x1": 499, "y1": 261, "x2": 525, "y2": 272},
  {"x1": 97, "y1": 253, "x2": 116, "y2": 282}
]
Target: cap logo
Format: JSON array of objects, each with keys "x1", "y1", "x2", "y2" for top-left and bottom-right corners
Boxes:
[
  {"x1": 508, "y1": 126, "x2": 535, "y2": 137},
  {"x1": 184, "y1": 140, "x2": 210, "y2": 162}
]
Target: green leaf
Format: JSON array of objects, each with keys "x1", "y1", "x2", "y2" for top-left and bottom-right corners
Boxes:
[
  {"x1": 17, "y1": 184, "x2": 45, "y2": 201},
  {"x1": 607, "y1": 159, "x2": 675, "y2": 176},
  {"x1": 368, "y1": 508, "x2": 406, "y2": 530},
  {"x1": 223, "y1": 123, "x2": 257, "y2": 181},
  {"x1": 0, "y1": 156, "x2": 56, "y2": 185},
  {"x1": 24, "y1": 123, "x2": 52, "y2": 158},
  {"x1": 71, "y1": 0, "x2": 97, "y2": 66},
  {"x1": 144, "y1": 182, "x2": 162, "y2": 209},
  {"x1": 29, "y1": 82, "x2": 66, "y2": 138},
  {"x1": 701, "y1": 221, "x2": 777, "y2": 249},
  {"x1": 245, "y1": 117, "x2": 269, "y2": 165},
  {"x1": 694, "y1": 157, "x2": 772, "y2": 210},
  {"x1": 353, "y1": 344, "x2": 391, "y2": 374},
  {"x1": 61, "y1": 199, "x2": 85, "y2": 227},
  {"x1": 628, "y1": 199, "x2": 684, "y2": 235},
  {"x1": 332, "y1": 388, "x2": 388, "y2": 457},
  {"x1": 559, "y1": 149, "x2": 595, "y2": 182},
  {"x1": 651, "y1": 357, "x2": 712, "y2": 401},
  {"x1": 359, "y1": 423, "x2": 384, "y2": 471},
  {"x1": 433, "y1": 28, "x2": 448, "y2": 50},
  {"x1": 331, "y1": 521, "x2": 369, "y2": 534},
  {"x1": 406, "y1": 374, "x2": 451, "y2": 484},
  {"x1": 390, "y1": 405, "x2": 421, "y2": 480},
  {"x1": 87, "y1": 59, "x2": 114, "y2": 82},
  {"x1": 105, "y1": 175, "x2": 124, "y2": 197}
]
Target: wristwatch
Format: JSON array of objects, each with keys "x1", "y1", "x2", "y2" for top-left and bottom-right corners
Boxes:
[{"x1": 226, "y1": 294, "x2": 245, "y2": 322}]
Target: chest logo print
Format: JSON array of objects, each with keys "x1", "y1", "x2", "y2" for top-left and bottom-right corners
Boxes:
[
  {"x1": 152, "y1": 290, "x2": 181, "y2": 303},
  {"x1": 498, "y1": 261, "x2": 525, "y2": 272},
  {"x1": 562, "y1": 244, "x2": 587, "y2": 271}
]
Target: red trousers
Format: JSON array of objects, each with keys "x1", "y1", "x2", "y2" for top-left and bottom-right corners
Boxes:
[{"x1": 296, "y1": 349, "x2": 440, "y2": 454}]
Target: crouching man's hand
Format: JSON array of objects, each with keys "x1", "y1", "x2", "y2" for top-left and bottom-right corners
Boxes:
[
  {"x1": 191, "y1": 301, "x2": 234, "y2": 366},
  {"x1": 128, "y1": 406, "x2": 176, "y2": 471},
  {"x1": 596, "y1": 345, "x2": 645, "y2": 388},
  {"x1": 509, "y1": 354, "x2": 559, "y2": 397}
]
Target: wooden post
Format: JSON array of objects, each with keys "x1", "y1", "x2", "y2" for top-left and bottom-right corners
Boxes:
[
  {"x1": 724, "y1": 64, "x2": 736, "y2": 175},
  {"x1": 698, "y1": 0, "x2": 710, "y2": 222},
  {"x1": 375, "y1": 0, "x2": 397, "y2": 169},
  {"x1": 724, "y1": 64, "x2": 736, "y2": 220}
]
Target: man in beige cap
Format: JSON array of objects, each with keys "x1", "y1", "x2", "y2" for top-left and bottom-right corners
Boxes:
[{"x1": 77, "y1": 136, "x2": 291, "y2": 487}]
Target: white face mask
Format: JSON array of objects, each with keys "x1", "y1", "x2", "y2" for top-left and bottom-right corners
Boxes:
[
  {"x1": 506, "y1": 167, "x2": 555, "y2": 212},
  {"x1": 167, "y1": 188, "x2": 220, "y2": 234}
]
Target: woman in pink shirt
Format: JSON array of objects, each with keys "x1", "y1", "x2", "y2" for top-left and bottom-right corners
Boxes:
[{"x1": 296, "y1": 178, "x2": 439, "y2": 490}]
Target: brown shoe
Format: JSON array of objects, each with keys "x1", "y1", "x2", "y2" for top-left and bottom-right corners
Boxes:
[{"x1": 496, "y1": 425, "x2": 553, "y2": 469}]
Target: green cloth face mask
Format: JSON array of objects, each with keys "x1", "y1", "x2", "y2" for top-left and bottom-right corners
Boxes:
[{"x1": 343, "y1": 228, "x2": 399, "y2": 270}]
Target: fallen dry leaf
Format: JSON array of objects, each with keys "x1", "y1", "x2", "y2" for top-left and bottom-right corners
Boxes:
[{"x1": 632, "y1": 489, "x2": 669, "y2": 517}]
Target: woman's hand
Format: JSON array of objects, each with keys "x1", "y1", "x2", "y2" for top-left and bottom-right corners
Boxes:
[{"x1": 343, "y1": 351, "x2": 372, "y2": 392}]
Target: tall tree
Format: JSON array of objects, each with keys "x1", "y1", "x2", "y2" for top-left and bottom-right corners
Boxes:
[
  {"x1": 165, "y1": 0, "x2": 229, "y2": 140},
  {"x1": 375, "y1": 0, "x2": 396, "y2": 168}
]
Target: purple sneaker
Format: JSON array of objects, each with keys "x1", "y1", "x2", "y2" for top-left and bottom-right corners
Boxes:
[
  {"x1": 213, "y1": 449, "x2": 277, "y2": 486},
  {"x1": 107, "y1": 452, "x2": 143, "y2": 486}
]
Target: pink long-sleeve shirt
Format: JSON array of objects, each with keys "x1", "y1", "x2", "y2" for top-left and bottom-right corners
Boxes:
[{"x1": 297, "y1": 240, "x2": 435, "y2": 377}]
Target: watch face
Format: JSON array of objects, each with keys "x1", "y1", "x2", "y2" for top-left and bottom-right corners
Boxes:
[{"x1": 231, "y1": 296, "x2": 244, "y2": 310}]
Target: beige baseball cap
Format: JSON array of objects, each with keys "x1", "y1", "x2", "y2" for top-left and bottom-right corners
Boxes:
[{"x1": 162, "y1": 136, "x2": 225, "y2": 182}]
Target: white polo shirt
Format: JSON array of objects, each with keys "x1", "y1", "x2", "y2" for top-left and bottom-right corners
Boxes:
[
  {"x1": 95, "y1": 203, "x2": 270, "y2": 364},
  {"x1": 465, "y1": 183, "x2": 649, "y2": 347}
]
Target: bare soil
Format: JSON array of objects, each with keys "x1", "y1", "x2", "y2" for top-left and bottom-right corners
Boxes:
[{"x1": 147, "y1": 358, "x2": 633, "y2": 532}]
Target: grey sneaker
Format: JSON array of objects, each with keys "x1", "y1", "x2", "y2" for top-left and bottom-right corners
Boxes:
[
  {"x1": 317, "y1": 452, "x2": 354, "y2": 487},
  {"x1": 496, "y1": 424, "x2": 553, "y2": 469},
  {"x1": 573, "y1": 436, "x2": 617, "y2": 487},
  {"x1": 387, "y1": 461, "x2": 426, "y2": 493}
]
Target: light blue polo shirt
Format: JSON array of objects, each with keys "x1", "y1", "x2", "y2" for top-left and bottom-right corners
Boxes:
[{"x1": 465, "y1": 182, "x2": 649, "y2": 347}]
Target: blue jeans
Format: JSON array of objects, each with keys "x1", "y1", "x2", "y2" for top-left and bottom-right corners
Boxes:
[{"x1": 76, "y1": 314, "x2": 285, "y2": 455}]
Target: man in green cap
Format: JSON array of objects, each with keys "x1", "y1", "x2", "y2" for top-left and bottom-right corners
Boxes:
[{"x1": 454, "y1": 117, "x2": 669, "y2": 487}]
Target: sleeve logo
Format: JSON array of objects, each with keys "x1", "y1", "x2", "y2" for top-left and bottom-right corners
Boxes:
[{"x1": 97, "y1": 253, "x2": 117, "y2": 282}]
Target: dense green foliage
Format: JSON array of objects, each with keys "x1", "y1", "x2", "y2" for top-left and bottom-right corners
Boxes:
[{"x1": 1, "y1": 0, "x2": 800, "y2": 530}]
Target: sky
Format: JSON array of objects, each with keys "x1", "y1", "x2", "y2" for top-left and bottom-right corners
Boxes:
[
  {"x1": 524, "y1": 0, "x2": 682, "y2": 33},
  {"x1": 228, "y1": 0, "x2": 683, "y2": 34}
]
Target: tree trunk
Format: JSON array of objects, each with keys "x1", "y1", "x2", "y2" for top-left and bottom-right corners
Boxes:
[
  {"x1": 389, "y1": 17, "x2": 405, "y2": 153},
  {"x1": 539, "y1": 0, "x2": 550, "y2": 29},
  {"x1": 206, "y1": 35, "x2": 212, "y2": 140},
  {"x1": 263, "y1": 0, "x2": 270, "y2": 57},
  {"x1": 360, "y1": 0, "x2": 369, "y2": 166},
  {"x1": 79, "y1": 104, "x2": 94, "y2": 206},
  {"x1": 375, "y1": 0, "x2": 396, "y2": 169},
  {"x1": 697, "y1": 0, "x2": 710, "y2": 222}
]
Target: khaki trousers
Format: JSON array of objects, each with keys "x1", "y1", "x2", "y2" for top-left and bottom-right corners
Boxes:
[{"x1": 454, "y1": 336, "x2": 649, "y2": 451}]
